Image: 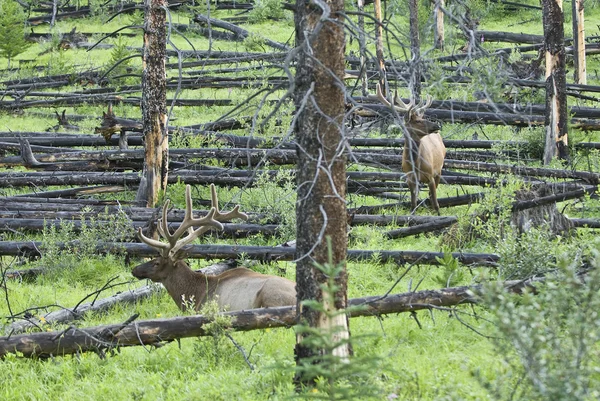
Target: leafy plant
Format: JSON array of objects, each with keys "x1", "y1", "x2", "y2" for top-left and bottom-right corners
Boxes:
[
  {"x1": 479, "y1": 245, "x2": 600, "y2": 400},
  {"x1": 433, "y1": 251, "x2": 464, "y2": 287},
  {"x1": 248, "y1": 0, "x2": 286, "y2": 23},
  {"x1": 243, "y1": 168, "x2": 296, "y2": 241},
  {"x1": 40, "y1": 207, "x2": 135, "y2": 274},
  {"x1": 105, "y1": 35, "x2": 137, "y2": 85},
  {"x1": 193, "y1": 299, "x2": 235, "y2": 366},
  {"x1": 0, "y1": 0, "x2": 32, "y2": 67}
]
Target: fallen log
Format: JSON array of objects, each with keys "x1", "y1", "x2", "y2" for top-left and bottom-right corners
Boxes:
[
  {"x1": 0, "y1": 219, "x2": 279, "y2": 239},
  {"x1": 0, "y1": 278, "x2": 536, "y2": 358},
  {"x1": 0, "y1": 241, "x2": 500, "y2": 266},
  {"x1": 385, "y1": 217, "x2": 458, "y2": 239},
  {"x1": 193, "y1": 14, "x2": 290, "y2": 51},
  {"x1": 445, "y1": 159, "x2": 600, "y2": 184}
]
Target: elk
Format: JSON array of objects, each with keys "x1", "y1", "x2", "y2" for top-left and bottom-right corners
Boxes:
[
  {"x1": 375, "y1": 84, "x2": 446, "y2": 213},
  {"x1": 133, "y1": 184, "x2": 296, "y2": 311}
]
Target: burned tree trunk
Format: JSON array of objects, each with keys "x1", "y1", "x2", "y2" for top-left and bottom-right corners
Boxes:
[
  {"x1": 356, "y1": 0, "x2": 369, "y2": 96},
  {"x1": 136, "y1": 0, "x2": 169, "y2": 206},
  {"x1": 434, "y1": 0, "x2": 445, "y2": 50},
  {"x1": 373, "y1": 0, "x2": 387, "y2": 93},
  {"x1": 571, "y1": 0, "x2": 586, "y2": 85},
  {"x1": 293, "y1": 0, "x2": 350, "y2": 387},
  {"x1": 511, "y1": 184, "x2": 574, "y2": 236},
  {"x1": 409, "y1": 0, "x2": 421, "y2": 100},
  {"x1": 542, "y1": 0, "x2": 569, "y2": 164}
]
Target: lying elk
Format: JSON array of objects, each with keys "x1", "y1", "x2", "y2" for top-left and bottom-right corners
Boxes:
[
  {"x1": 133, "y1": 184, "x2": 296, "y2": 311},
  {"x1": 375, "y1": 84, "x2": 446, "y2": 213}
]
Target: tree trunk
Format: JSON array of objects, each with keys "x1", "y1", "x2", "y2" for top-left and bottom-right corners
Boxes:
[
  {"x1": 136, "y1": 0, "x2": 169, "y2": 207},
  {"x1": 542, "y1": 0, "x2": 569, "y2": 164},
  {"x1": 434, "y1": 0, "x2": 445, "y2": 50},
  {"x1": 293, "y1": 0, "x2": 350, "y2": 387},
  {"x1": 356, "y1": 0, "x2": 369, "y2": 96},
  {"x1": 571, "y1": 0, "x2": 586, "y2": 85},
  {"x1": 409, "y1": 0, "x2": 421, "y2": 101},
  {"x1": 373, "y1": 0, "x2": 387, "y2": 93}
]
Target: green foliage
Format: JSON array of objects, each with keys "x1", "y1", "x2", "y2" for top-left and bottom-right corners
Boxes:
[
  {"x1": 243, "y1": 168, "x2": 296, "y2": 241},
  {"x1": 479, "y1": 245, "x2": 600, "y2": 400},
  {"x1": 40, "y1": 207, "x2": 134, "y2": 274},
  {"x1": 243, "y1": 34, "x2": 267, "y2": 52},
  {"x1": 248, "y1": 0, "x2": 286, "y2": 23},
  {"x1": 493, "y1": 127, "x2": 545, "y2": 161},
  {"x1": 290, "y1": 239, "x2": 384, "y2": 400},
  {"x1": 105, "y1": 35, "x2": 137, "y2": 85},
  {"x1": 433, "y1": 251, "x2": 465, "y2": 287},
  {"x1": 0, "y1": 0, "x2": 32, "y2": 67},
  {"x1": 194, "y1": 299, "x2": 234, "y2": 365},
  {"x1": 470, "y1": 177, "x2": 523, "y2": 245}
]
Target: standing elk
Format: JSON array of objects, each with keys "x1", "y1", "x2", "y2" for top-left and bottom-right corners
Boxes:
[
  {"x1": 375, "y1": 84, "x2": 446, "y2": 213},
  {"x1": 133, "y1": 184, "x2": 296, "y2": 311}
]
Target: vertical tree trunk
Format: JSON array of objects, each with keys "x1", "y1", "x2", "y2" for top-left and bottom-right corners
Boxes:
[
  {"x1": 409, "y1": 0, "x2": 421, "y2": 101},
  {"x1": 434, "y1": 0, "x2": 445, "y2": 50},
  {"x1": 373, "y1": 0, "x2": 387, "y2": 94},
  {"x1": 293, "y1": 0, "x2": 350, "y2": 387},
  {"x1": 542, "y1": 0, "x2": 569, "y2": 164},
  {"x1": 571, "y1": 0, "x2": 586, "y2": 85},
  {"x1": 357, "y1": 0, "x2": 368, "y2": 97},
  {"x1": 136, "y1": 0, "x2": 169, "y2": 207}
]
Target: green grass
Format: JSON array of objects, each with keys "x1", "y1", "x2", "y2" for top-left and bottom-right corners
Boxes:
[{"x1": 1, "y1": 2, "x2": 600, "y2": 400}]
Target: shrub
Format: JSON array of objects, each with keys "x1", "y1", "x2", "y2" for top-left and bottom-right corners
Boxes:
[{"x1": 479, "y1": 244, "x2": 600, "y2": 400}]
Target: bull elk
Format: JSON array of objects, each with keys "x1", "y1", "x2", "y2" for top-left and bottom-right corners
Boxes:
[
  {"x1": 133, "y1": 184, "x2": 296, "y2": 311},
  {"x1": 375, "y1": 84, "x2": 446, "y2": 213}
]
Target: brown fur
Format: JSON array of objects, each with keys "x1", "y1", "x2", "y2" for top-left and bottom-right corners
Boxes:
[
  {"x1": 132, "y1": 259, "x2": 296, "y2": 311},
  {"x1": 402, "y1": 117, "x2": 446, "y2": 213}
]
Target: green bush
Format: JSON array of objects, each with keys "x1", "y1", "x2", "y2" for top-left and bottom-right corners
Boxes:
[{"x1": 479, "y1": 244, "x2": 600, "y2": 400}]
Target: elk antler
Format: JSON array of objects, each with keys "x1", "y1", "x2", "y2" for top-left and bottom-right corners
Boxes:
[
  {"x1": 374, "y1": 83, "x2": 414, "y2": 112},
  {"x1": 411, "y1": 95, "x2": 433, "y2": 117},
  {"x1": 374, "y1": 83, "x2": 432, "y2": 118},
  {"x1": 138, "y1": 184, "x2": 248, "y2": 259}
]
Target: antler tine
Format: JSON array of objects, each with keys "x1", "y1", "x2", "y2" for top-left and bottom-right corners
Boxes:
[
  {"x1": 392, "y1": 90, "x2": 414, "y2": 111},
  {"x1": 413, "y1": 95, "x2": 433, "y2": 116},
  {"x1": 138, "y1": 227, "x2": 171, "y2": 258},
  {"x1": 374, "y1": 83, "x2": 393, "y2": 108},
  {"x1": 208, "y1": 184, "x2": 249, "y2": 222},
  {"x1": 165, "y1": 185, "x2": 223, "y2": 252}
]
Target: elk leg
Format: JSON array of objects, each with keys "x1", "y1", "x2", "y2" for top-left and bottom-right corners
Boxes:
[
  {"x1": 406, "y1": 173, "x2": 418, "y2": 213},
  {"x1": 428, "y1": 177, "x2": 440, "y2": 215}
]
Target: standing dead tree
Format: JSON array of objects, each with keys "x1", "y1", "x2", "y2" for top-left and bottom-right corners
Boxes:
[
  {"x1": 136, "y1": 0, "x2": 169, "y2": 207},
  {"x1": 293, "y1": 0, "x2": 350, "y2": 384},
  {"x1": 542, "y1": 0, "x2": 569, "y2": 164}
]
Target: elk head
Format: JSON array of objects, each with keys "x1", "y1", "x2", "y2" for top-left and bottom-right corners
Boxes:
[{"x1": 374, "y1": 84, "x2": 446, "y2": 213}]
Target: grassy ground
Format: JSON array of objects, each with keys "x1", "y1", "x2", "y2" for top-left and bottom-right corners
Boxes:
[{"x1": 1, "y1": 1, "x2": 600, "y2": 400}]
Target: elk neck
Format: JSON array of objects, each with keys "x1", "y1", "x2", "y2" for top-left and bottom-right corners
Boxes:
[{"x1": 161, "y1": 260, "x2": 219, "y2": 311}]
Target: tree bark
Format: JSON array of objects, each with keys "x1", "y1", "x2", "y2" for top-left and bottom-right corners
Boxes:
[
  {"x1": 571, "y1": 0, "x2": 586, "y2": 84},
  {"x1": 373, "y1": 0, "x2": 387, "y2": 93},
  {"x1": 294, "y1": 0, "x2": 350, "y2": 384},
  {"x1": 136, "y1": 0, "x2": 169, "y2": 206},
  {"x1": 542, "y1": 0, "x2": 569, "y2": 164},
  {"x1": 409, "y1": 0, "x2": 421, "y2": 100},
  {"x1": 434, "y1": 0, "x2": 445, "y2": 50},
  {"x1": 356, "y1": 0, "x2": 369, "y2": 96}
]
